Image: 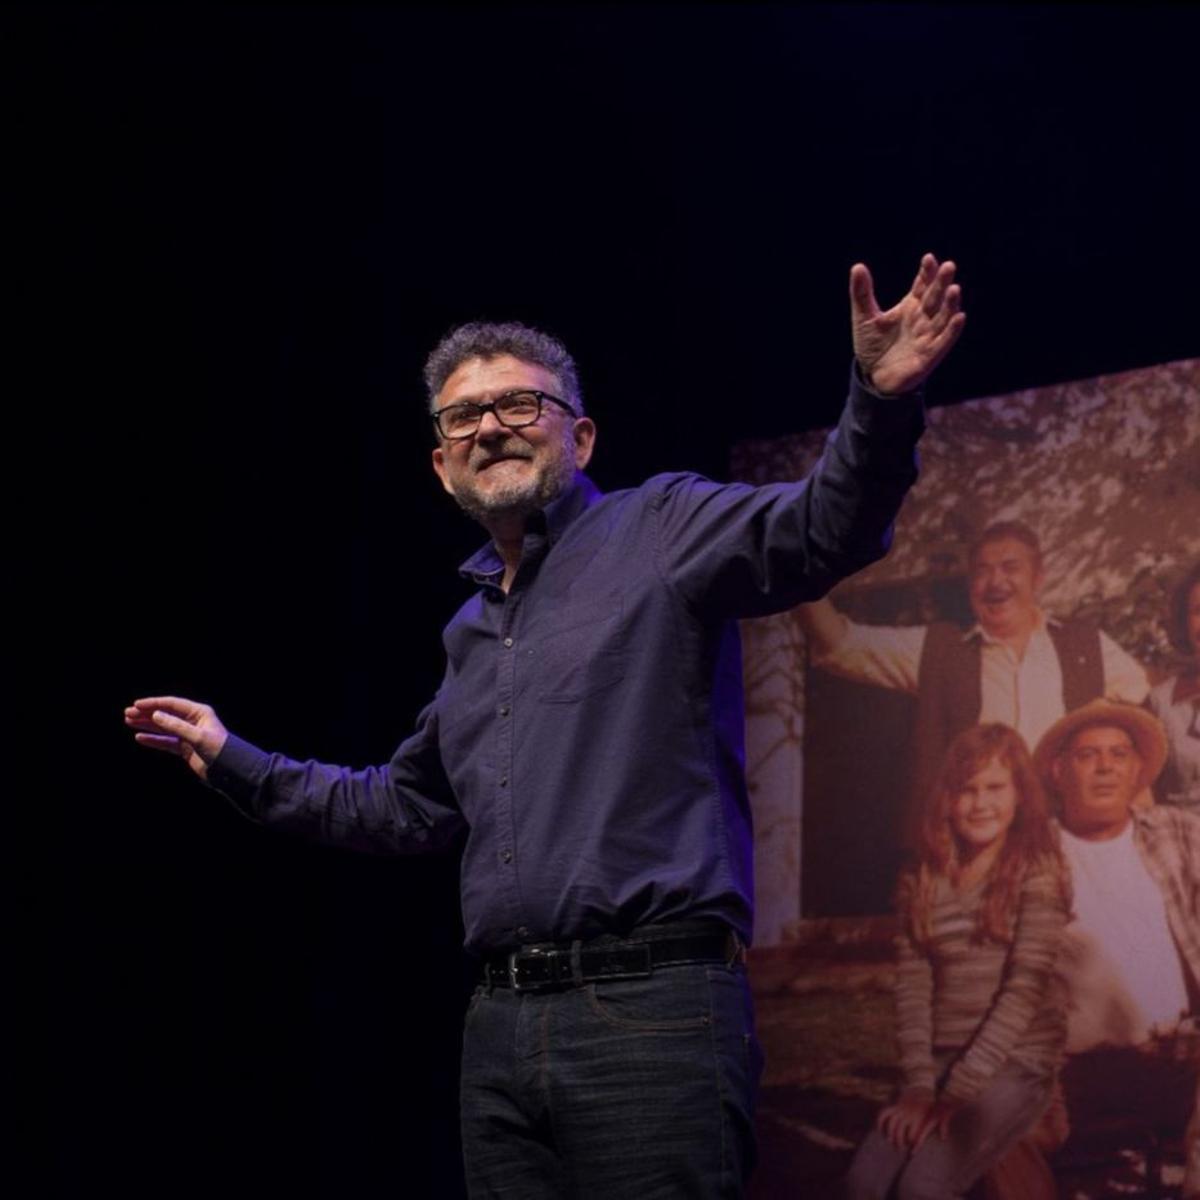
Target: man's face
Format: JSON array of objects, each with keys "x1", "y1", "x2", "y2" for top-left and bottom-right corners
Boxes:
[
  {"x1": 431, "y1": 354, "x2": 595, "y2": 527},
  {"x1": 1055, "y1": 724, "x2": 1142, "y2": 840},
  {"x1": 968, "y1": 537, "x2": 1043, "y2": 638}
]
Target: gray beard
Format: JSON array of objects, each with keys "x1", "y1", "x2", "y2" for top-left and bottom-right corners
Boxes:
[{"x1": 451, "y1": 446, "x2": 576, "y2": 528}]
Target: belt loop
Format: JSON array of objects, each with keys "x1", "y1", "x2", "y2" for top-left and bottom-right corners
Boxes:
[
  {"x1": 483, "y1": 962, "x2": 495, "y2": 995},
  {"x1": 569, "y1": 939, "x2": 584, "y2": 986}
]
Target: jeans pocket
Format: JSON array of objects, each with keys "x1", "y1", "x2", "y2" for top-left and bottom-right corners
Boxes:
[
  {"x1": 464, "y1": 985, "x2": 487, "y2": 1024},
  {"x1": 585, "y1": 969, "x2": 713, "y2": 1032}
]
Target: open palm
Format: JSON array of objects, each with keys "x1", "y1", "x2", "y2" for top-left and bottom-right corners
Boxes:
[{"x1": 852, "y1": 253, "x2": 965, "y2": 395}]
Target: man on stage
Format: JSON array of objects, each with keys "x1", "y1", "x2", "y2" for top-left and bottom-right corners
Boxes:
[{"x1": 126, "y1": 253, "x2": 964, "y2": 1197}]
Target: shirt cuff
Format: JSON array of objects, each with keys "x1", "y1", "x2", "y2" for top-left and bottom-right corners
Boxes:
[
  {"x1": 846, "y1": 360, "x2": 927, "y2": 440},
  {"x1": 206, "y1": 732, "x2": 272, "y2": 815}
]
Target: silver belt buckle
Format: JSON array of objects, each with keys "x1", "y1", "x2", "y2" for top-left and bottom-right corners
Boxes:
[{"x1": 508, "y1": 944, "x2": 549, "y2": 992}]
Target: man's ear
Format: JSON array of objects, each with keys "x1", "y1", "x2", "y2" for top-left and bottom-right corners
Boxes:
[
  {"x1": 1131, "y1": 751, "x2": 1149, "y2": 792},
  {"x1": 432, "y1": 445, "x2": 455, "y2": 497},
  {"x1": 573, "y1": 417, "x2": 597, "y2": 470}
]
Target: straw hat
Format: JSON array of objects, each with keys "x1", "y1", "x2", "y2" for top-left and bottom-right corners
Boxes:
[{"x1": 1033, "y1": 699, "x2": 1169, "y2": 792}]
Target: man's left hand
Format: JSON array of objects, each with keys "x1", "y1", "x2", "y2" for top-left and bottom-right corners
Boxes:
[{"x1": 851, "y1": 253, "x2": 965, "y2": 395}]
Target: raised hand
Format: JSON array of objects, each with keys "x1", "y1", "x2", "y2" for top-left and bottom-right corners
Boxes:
[
  {"x1": 124, "y1": 695, "x2": 229, "y2": 781},
  {"x1": 851, "y1": 253, "x2": 966, "y2": 395}
]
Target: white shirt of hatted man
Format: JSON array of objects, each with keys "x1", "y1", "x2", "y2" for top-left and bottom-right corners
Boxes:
[{"x1": 1059, "y1": 822, "x2": 1190, "y2": 1051}]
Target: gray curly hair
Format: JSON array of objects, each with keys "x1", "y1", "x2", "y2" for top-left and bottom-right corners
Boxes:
[{"x1": 423, "y1": 321, "x2": 584, "y2": 415}]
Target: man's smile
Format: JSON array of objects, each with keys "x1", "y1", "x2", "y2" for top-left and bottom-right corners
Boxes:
[{"x1": 473, "y1": 451, "x2": 534, "y2": 473}]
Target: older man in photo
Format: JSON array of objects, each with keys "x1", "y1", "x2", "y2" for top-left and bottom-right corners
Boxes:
[
  {"x1": 1035, "y1": 699, "x2": 1200, "y2": 1195},
  {"x1": 799, "y1": 522, "x2": 1149, "y2": 809}
]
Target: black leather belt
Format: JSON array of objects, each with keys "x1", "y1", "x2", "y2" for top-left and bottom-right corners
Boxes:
[{"x1": 482, "y1": 921, "x2": 743, "y2": 993}]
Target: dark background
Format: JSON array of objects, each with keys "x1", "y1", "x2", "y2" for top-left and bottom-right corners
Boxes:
[{"x1": 14, "y1": 5, "x2": 1198, "y2": 1194}]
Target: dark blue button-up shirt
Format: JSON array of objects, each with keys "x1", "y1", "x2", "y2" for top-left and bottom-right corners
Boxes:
[{"x1": 209, "y1": 370, "x2": 924, "y2": 954}]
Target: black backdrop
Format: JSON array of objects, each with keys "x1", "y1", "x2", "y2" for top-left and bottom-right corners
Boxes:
[{"x1": 14, "y1": 5, "x2": 1199, "y2": 1194}]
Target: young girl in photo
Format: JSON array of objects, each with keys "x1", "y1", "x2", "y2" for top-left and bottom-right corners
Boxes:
[{"x1": 844, "y1": 722, "x2": 1071, "y2": 1199}]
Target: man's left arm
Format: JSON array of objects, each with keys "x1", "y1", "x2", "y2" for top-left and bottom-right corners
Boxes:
[
  {"x1": 1136, "y1": 808, "x2": 1200, "y2": 993},
  {"x1": 655, "y1": 255, "x2": 965, "y2": 616}
]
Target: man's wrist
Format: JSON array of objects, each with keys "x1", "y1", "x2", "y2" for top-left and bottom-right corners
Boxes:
[
  {"x1": 205, "y1": 732, "x2": 269, "y2": 803},
  {"x1": 855, "y1": 357, "x2": 917, "y2": 398},
  {"x1": 845, "y1": 359, "x2": 926, "y2": 441}
]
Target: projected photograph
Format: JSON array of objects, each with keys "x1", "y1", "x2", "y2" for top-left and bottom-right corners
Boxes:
[{"x1": 737, "y1": 359, "x2": 1200, "y2": 1198}]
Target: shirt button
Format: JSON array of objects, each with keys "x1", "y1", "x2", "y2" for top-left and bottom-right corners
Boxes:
[
  {"x1": 499, "y1": 705, "x2": 510, "y2": 717},
  {"x1": 503, "y1": 637, "x2": 514, "y2": 648},
  {"x1": 499, "y1": 776, "x2": 508, "y2": 787},
  {"x1": 500, "y1": 848, "x2": 512, "y2": 863},
  {"x1": 517, "y1": 926, "x2": 531, "y2": 940}
]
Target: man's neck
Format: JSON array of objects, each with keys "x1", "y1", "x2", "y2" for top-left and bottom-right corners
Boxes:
[
  {"x1": 479, "y1": 512, "x2": 531, "y2": 594},
  {"x1": 476, "y1": 474, "x2": 582, "y2": 593},
  {"x1": 1062, "y1": 813, "x2": 1133, "y2": 843},
  {"x1": 981, "y1": 610, "x2": 1042, "y2": 659}
]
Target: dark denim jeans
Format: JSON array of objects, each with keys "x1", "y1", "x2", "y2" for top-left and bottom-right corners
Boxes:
[{"x1": 459, "y1": 962, "x2": 763, "y2": 1198}]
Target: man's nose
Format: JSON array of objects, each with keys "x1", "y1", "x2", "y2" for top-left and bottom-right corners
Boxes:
[{"x1": 475, "y1": 409, "x2": 509, "y2": 440}]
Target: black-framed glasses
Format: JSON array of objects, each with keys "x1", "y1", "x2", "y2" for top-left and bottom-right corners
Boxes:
[{"x1": 432, "y1": 390, "x2": 575, "y2": 440}]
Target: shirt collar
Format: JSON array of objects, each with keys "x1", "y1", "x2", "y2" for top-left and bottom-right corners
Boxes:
[
  {"x1": 962, "y1": 607, "x2": 1057, "y2": 645},
  {"x1": 457, "y1": 471, "x2": 603, "y2": 587}
]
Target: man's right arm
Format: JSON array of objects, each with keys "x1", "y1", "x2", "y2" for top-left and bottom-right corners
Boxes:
[
  {"x1": 125, "y1": 694, "x2": 465, "y2": 855},
  {"x1": 795, "y1": 598, "x2": 927, "y2": 693}
]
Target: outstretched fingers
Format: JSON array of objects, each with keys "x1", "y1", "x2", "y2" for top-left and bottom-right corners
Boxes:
[
  {"x1": 909, "y1": 253, "x2": 938, "y2": 301},
  {"x1": 127, "y1": 697, "x2": 204, "y2": 741},
  {"x1": 129, "y1": 695, "x2": 206, "y2": 721},
  {"x1": 849, "y1": 262, "x2": 881, "y2": 322},
  {"x1": 124, "y1": 695, "x2": 222, "y2": 752},
  {"x1": 937, "y1": 283, "x2": 963, "y2": 325},
  {"x1": 919, "y1": 260, "x2": 957, "y2": 318},
  {"x1": 133, "y1": 731, "x2": 186, "y2": 755},
  {"x1": 143, "y1": 707, "x2": 206, "y2": 745},
  {"x1": 125, "y1": 694, "x2": 226, "y2": 780},
  {"x1": 931, "y1": 306, "x2": 968, "y2": 357}
]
